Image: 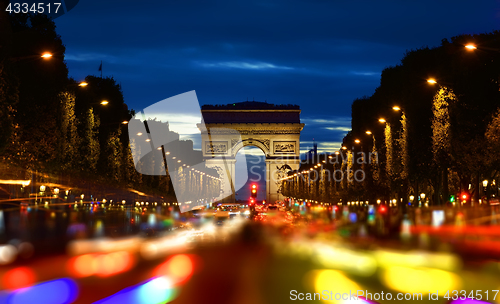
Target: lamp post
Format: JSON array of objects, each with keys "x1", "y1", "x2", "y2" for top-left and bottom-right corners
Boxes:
[
  {"x1": 10, "y1": 52, "x2": 53, "y2": 62},
  {"x1": 379, "y1": 117, "x2": 394, "y2": 198},
  {"x1": 41, "y1": 52, "x2": 52, "y2": 59},
  {"x1": 420, "y1": 193, "x2": 425, "y2": 207},
  {"x1": 427, "y1": 79, "x2": 455, "y2": 206},
  {"x1": 392, "y1": 105, "x2": 409, "y2": 209},
  {"x1": 464, "y1": 43, "x2": 500, "y2": 53}
]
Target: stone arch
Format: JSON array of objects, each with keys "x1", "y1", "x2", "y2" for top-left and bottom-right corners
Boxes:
[{"x1": 198, "y1": 101, "x2": 304, "y2": 203}]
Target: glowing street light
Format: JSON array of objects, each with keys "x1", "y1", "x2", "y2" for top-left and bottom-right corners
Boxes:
[
  {"x1": 379, "y1": 118, "x2": 386, "y2": 123},
  {"x1": 465, "y1": 44, "x2": 477, "y2": 51},
  {"x1": 392, "y1": 106, "x2": 401, "y2": 111},
  {"x1": 354, "y1": 139, "x2": 361, "y2": 144},
  {"x1": 41, "y1": 52, "x2": 53, "y2": 59},
  {"x1": 78, "y1": 81, "x2": 88, "y2": 87},
  {"x1": 100, "y1": 100, "x2": 109, "y2": 105},
  {"x1": 365, "y1": 130, "x2": 372, "y2": 135},
  {"x1": 427, "y1": 78, "x2": 437, "y2": 84},
  {"x1": 341, "y1": 146, "x2": 347, "y2": 150},
  {"x1": 121, "y1": 121, "x2": 129, "y2": 125}
]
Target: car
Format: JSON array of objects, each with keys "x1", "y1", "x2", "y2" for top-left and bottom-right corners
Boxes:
[
  {"x1": 267, "y1": 205, "x2": 278, "y2": 211},
  {"x1": 214, "y1": 203, "x2": 242, "y2": 218}
]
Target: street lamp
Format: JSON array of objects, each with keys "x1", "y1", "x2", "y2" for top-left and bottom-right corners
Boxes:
[
  {"x1": 379, "y1": 118, "x2": 386, "y2": 123},
  {"x1": 354, "y1": 139, "x2": 361, "y2": 144},
  {"x1": 427, "y1": 78, "x2": 437, "y2": 84},
  {"x1": 465, "y1": 44, "x2": 477, "y2": 51},
  {"x1": 11, "y1": 52, "x2": 54, "y2": 62},
  {"x1": 392, "y1": 106, "x2": 401, "y2": 111},
  {"x1": 41, "y1": 52, "x2": 53, "y2": 59},
  {"x1": 100, "y1": 100, "x2": 109, "y2": 105},
  {"x1": 78, "y1": 81, "x2": 88, "y2": 87},
  {"x1": 365, "y1": 130, "x2": 372, "y2": 135}
]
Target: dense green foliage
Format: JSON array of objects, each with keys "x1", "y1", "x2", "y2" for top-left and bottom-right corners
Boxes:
[{"x1": 283, "y1": 31, "x2": 500, "y2": 205}]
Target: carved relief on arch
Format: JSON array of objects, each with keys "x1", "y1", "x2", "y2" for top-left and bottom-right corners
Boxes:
[
  {"x1": 232, "y1": 138, "x2": 270, "y2": 156},
  {"x1": 231, "y1": 138, "x2": 241, "y2": 148}
]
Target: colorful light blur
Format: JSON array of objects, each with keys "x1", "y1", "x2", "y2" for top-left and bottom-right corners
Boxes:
[
  {"x1": 0, "y1": 179, "x2": 31, "y2": 187},
  {"x1": 154, "y1": 254, "x2": 196, "y2": 285},
  {"x1": 0, "y1": 244, "x2": 17, "y2": 265},
  {"x1": 94, "y1": 277, "x2": 177, "y2": 304},
  {"x1": 381, "y1": 266, "x2": 460, "y2": 295},
  {"x1": 2, "y1": 278, "x2": 78, "y2": 304},
  {"x1": 2, "y1": 267, "x2": 36, "y2": 290},
  {"x1": 313, "y1": 244, "x2": 377, "y2": 277},
  {"x1": 309, "y1": 269, "x2": 362, "y2": 303},
  {"x1": 68, "y1": 251, "x2": 135, "y2": 278}
]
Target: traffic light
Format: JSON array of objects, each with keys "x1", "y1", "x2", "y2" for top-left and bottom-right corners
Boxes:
[
  {"x1": 251, "y1": 184, "x2": 257, "y2": 198},
  {"x1": 461, "y1": 193, "x2": 468, "y2": 201},
  {"x1": 450, "y1": 195, "x2": 455, "y2": 203}
]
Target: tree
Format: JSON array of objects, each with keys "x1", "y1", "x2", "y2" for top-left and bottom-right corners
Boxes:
[
  {"x1": 7, "y1": 13, "x2": 68, "y2": 170},
  {"x1": 0, "y1": 6, "x2": 17, "y2": 155},
  {"x1": 384, "y1": 123, "x2": 394, "y2": 184},
  {"x1": 58, "y1": 91, "x2": 79, "y2": 171},
  {"x1": 79, "y1": 108, "x2": 100, "y2": 173},
  {"x1": 431, "y1": 87, "x2": 454, "y2": 204},
  {"x1": 105, "y1": 130, "x2": 123, "y2": 182},
  {"x1": 484, "y1": 109, "x2": 500, "y2": 197}
]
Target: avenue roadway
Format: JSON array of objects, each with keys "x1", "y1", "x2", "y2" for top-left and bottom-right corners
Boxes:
[{"x1": 0, "y1": 201, "x2": 500, "y2": 304}]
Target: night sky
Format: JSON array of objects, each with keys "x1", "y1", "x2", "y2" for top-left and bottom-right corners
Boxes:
[{"x1": 54, "y1": 0, "x2": 499, "y2": 156}]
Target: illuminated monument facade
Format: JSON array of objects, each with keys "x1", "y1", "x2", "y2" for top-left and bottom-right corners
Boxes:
[{"x1": 198, "y1": 101, "x2": 304, "y2": 203}]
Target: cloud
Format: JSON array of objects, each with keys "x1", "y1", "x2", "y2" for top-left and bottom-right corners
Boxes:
[
  {"x1": 300, "y1": 141, "x2": 343, "y2": 154},
  {"x1": 350, "y1": 71, "x2": 380, "y2": 77},
  {"x1": 302, "y1": 117, "x2": 351, "y2": 125},
  {"x1": 141, "y1": 113, "x2": 202, "y2": 137},
  {"x1": 65, "y1": 53, "x2": 118, "y2": 63},
  {"x1": 196, "y1": 61, "x2": 294, "y2": 71},
  {"x1": 324, "y1": 126, "x2": 351, "y2": 132}
]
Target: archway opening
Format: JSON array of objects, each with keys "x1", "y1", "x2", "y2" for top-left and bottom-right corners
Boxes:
[{"x1": 234, "y1": 146, "x2": 266, "y2": 203}]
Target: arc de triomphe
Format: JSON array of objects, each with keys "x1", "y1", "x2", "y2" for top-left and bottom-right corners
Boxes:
[{"x1": 198, "y1": 101, "x2": 304, "y2": 203}]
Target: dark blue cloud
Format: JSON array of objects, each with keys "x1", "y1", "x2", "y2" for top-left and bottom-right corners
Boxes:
[{"x1": 54, "y1": 0, "x2": 500, "y2": 154}]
